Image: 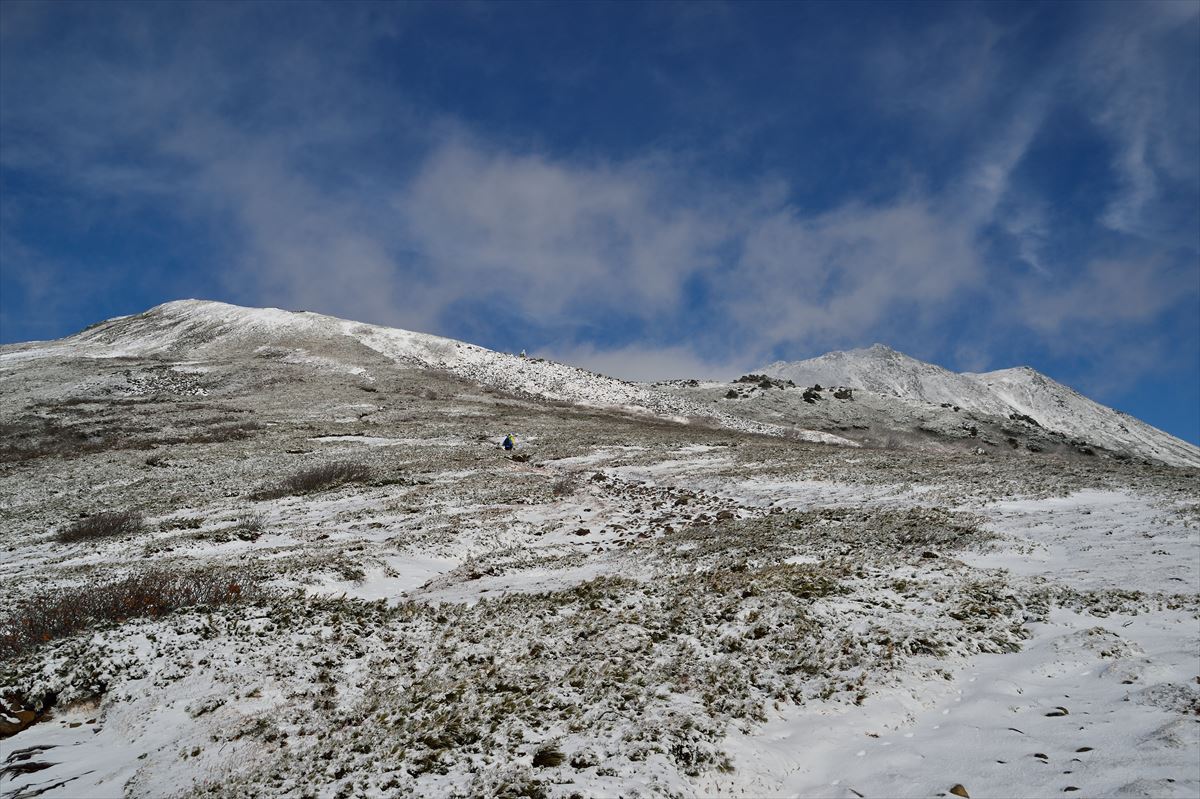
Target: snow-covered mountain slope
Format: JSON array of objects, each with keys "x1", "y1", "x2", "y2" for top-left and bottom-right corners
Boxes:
[
  {"x1": 966, "y1": 366, "x2": 1200, "y2": 471},
  {"x1": 761, "y1": 345, "x2": 1200, "y2": 468},
  {"x1": 3, "y1": 304, "x2": 1199, "y2": 799},
  {"x1": 761, "y1": 345, "x2": 1013, "y2": 415},
  {"x1": 0, "y1": 300, "x2": 849, "y2": 446}
]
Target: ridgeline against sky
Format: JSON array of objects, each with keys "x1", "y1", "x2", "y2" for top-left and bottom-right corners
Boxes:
[{"x1": 1, "y1": 1, "x2": 1197, "y2": 442}]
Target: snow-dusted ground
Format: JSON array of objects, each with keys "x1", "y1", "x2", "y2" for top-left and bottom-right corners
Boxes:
[
  {"x1": 2, "y1": 302, "x2": 1197, "y2": 798},
  {"x1": 701, "y1": 489, "x2": 1200, "y2": 799}
]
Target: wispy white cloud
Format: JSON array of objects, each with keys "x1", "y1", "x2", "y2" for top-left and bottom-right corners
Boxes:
[
  {"x1": 543, "y1": 342, "x2": 751, "y2": 383},
  {"x1": 397, "y1": 140, "x2": 734, "y2": 325},
  {"x1": 720, "y1": 198, "x2": 984, "y2": 349},
  {"x1": 1018, "y1": 257, "x2": 1193, "y2": 334},
  {"x1": 1072, "y1": 1, "x2": 1200, "y2": 238},
  {"x1": 1, "y1": 0, "x2": 1195, "y2": 404}
]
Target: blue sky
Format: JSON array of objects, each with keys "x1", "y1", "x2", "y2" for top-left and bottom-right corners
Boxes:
[{"x1": 2, "y1": 0, "x2": 1198, "y2": 443}]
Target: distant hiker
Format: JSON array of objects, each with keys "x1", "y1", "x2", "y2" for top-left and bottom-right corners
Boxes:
[
  {"x1": 519, "y1": 349, "x2": 527, "y2": 359},
  {"x1": 503, "y1": 433, "x2": 516, "y2": 451}
]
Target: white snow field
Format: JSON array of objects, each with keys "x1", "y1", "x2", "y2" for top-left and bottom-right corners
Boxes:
[{"x1": 1, "y1": 301, "x2": 1197, "y2": 798}]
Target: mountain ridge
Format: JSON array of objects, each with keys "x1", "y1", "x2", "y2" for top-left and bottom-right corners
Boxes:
[
  {"x1": 0, "y1": 299, "x2": 852, "y2": 447},
  {"x1": 761, "y1": 346, "x2": 1200, "y2": 468},
  {"x1": 3, "y1": 299, "x2": 1195, "y2": 467}
]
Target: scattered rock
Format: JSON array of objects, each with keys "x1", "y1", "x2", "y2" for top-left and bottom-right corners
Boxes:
[
  {"x1": 950, "y1": 784, "x2": 970, "y2": 798},
  {"x1": 735, "y1": 374, "x2": 794, "y2": 389}
]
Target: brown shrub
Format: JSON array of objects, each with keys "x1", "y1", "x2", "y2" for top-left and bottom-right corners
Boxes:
[
  {"x1": 0, "y1": 568, "x2": 270, "y2": 658},
  {"x1": 56, "y1": 511, "x2": 145, "y2": 543},
  {"x1": 179, "y1": 421, "x2": 262, "y2": 444},
  {"x1": 551, "y1": 474, "x2": 579, "y2": 497},
  {"x1": 251, "y1": 462, "x2": 372, "y2": 500}
]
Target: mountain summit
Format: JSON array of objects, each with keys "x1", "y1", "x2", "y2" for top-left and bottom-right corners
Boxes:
[{"x1": 760, "y1": 347, "x2": 1200, "y2": 468}]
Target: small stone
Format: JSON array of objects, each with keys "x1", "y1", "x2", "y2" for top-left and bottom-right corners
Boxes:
[{"x1": 949, "y1": 785, "x2": 970, "y2": 798}]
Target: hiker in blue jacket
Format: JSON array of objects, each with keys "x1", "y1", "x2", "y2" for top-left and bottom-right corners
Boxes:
[{"x1": 502, "y1": 433, "x2": 516, "y2": 451}]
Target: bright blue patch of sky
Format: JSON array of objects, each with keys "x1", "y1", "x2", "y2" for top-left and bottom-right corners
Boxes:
[{"x1": 1, "y1": 0, "x2": 1197, "y2": 444}]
